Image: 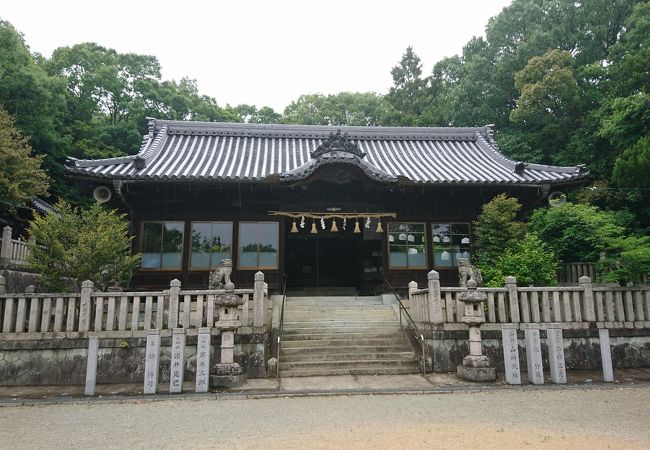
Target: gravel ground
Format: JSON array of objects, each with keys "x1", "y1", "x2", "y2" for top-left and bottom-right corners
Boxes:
[{"x1": 1, "y1": 386, "x2": 649, "y2": 449}]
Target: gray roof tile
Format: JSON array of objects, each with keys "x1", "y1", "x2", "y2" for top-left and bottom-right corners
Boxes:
[{"x1": 66, "y1": 119, "x2": 587, "y2": 186}]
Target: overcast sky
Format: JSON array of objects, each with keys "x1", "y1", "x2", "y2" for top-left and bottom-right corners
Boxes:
[{"x1": 3, "y1": 0, "x2": 512, "y2": 112}]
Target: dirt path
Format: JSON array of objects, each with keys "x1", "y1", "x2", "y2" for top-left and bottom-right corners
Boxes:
[{"x1": 1, "y1": 386, "x2": 648, "y2": 449}]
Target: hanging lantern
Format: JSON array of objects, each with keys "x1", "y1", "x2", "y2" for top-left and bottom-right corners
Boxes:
[
  {"x1": 376, "y1": 221, "x2": 384, "y2": 233},
  {"x1": 331, "y1": 219, "x2": 338, "y2": 232},
  {"x1": 291, "y1": 219, "x2": 298, "y2": 233},
  {"x1": 461, "y1": 237, "x2": 470, "y2": 244},
  {"x1": 441, "y1": 250, "x2": 450, "y2": 261},
  {"x1": 310, "y1": 221, "x2": 318, "y2": 234},
  {"x1": 443, "y1": 236, "x2": 451, "y2": 243},
  {"x1": 353, "y1": 219, "x2": 361, "y2": 234},
  {"x1": 433, "y1": 235, "x2": 441, "y2": 243}
]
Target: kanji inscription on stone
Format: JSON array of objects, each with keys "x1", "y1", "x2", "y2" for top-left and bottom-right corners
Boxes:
[
  {"x1": 144, "y1": 330, "x2": 160, "y2": 394},
  {"x1": 501, "y1": 324, "x2": 521, "y2": 385},
  {"x1": 547, "y1": 324, "x2": 567, "y2": 384},
  {"x1": 170, "y1": 328, "x2": 185, "y2": 393},
  {"x1": 524, "y1": 324, "x2": 544, "y2": 385},
  {"x1": 195, "y1": 327, "x2": 211, "y2": 393}
]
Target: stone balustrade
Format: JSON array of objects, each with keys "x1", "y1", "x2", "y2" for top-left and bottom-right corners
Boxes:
[
  {"x1": 408, "y1": 271, "x2": 650, "y2": 330},
  {"x1": 0, "y1": 273, "x2": 270, "y2": 338},
  {"x1": 0, "y1": 226, "x2": 29, "y2": 266}
]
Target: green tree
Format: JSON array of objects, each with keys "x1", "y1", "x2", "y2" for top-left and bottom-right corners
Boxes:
[
  {"x1": 27, "y1": 201, "x2": 141, "y2": 292},
  {"x1": 283, "y1": 92, "x2": 389, "y2": 126},
  {"x1": 473, "y1": 194, "x2": 526, "y2": 267},
  {"x1": 0, "y1": 20, "x2": 68, "y2": 199},
  {"x1": 510, "y1": 50, "x2": 581, "y2": 164},
  {"x1": 529, "y1": 203, "x2": 630, "y2": 263},
  {"x1": 613, "y1": 136, "x2": 650, "y2": 188},
  {"x1": 0, "y1": 105, "x2": 49, "y2": 213}
]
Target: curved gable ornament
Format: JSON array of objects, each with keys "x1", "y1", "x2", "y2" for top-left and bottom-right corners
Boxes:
[{"x1": 311, "y1": 130, "x2": 366, "y2": 159}]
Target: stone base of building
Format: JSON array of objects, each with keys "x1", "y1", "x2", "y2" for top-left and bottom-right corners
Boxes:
[
  {"x1": 210, "y1": 363, "x2": 246, "y2": 387},
  {"x1": 457, "y1": 355, "x2": 496, "y2": 381}
]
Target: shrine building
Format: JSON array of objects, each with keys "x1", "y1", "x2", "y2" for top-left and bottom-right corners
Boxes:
[{"x1": 67, "y1": 119, "x2": 587, "y2": 293}]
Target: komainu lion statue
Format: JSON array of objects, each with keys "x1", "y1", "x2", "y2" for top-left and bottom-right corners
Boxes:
[
  {"x1": 458, "y1": 258, "x2": 482, "y2": 287},
  {"x1": 209, "y1": 259, "x2": 233, "y2": 289}
]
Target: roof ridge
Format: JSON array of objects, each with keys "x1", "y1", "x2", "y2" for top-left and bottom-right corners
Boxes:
[{"x1": 150, "y1": 119, "x2": 488, "y2": 141}]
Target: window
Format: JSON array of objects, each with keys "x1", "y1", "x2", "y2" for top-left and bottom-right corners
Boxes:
[
  {"x1": 238, "y1": 222, "x2": 279, "y2": 269},
  {"x1": 141, "y1": 221, "x2": 184, "y2": 269},
  {"x1": 388, "y1": 222, "x2": 426, "y2": 268},
  {"x1": 432, "y1": 223, "x2": 471, "y2": 267},
  {"x1": 190, "y1": 222, "x2": 232, "y2": 269}
]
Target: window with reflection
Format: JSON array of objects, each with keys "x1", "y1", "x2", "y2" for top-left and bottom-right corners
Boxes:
[
  {"x1": 141, "y1": 221, "x2": 184, "y2": 269},
  {"x1": 238, "y1": 222, "x2": 279, "y2": 269},
  {"x1": 431, "y1": 223, "x2": 471, "y2": 267},
  {"x1": 191, "y1": 222, "x2": 232, "y2": 269},
  {"x1": 387, "y1": 222, "x2": 426, "y2": 268}
]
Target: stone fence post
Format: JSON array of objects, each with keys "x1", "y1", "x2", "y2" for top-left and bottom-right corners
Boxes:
[
  {"x1": 579, "y1": 276, "x2": 596, "y2": 322},
  {"x1": 1, "y1": 226, "x2": 12, "y2": 261},
  {"x1": 0, "y1": 275, "x2": 5, "y2": 294},
  {"x1": 79, "y1": 280, "x2": 94, "y2": 332},
  {"x1": 408, "y1": 281, "x2": 419, "y2": 322},
  {"x1": 168, "y1": 279, "x2": 181, "y2": 329},
  {"x1": 427, "y1": 270, "x2": 444, "y2": 324},
  {"x1": 253, "y1": 271, "x2": 265, "y2": 327},
  {"x1": 506, "y1": 276, "x2": 520, "y2": 323}
]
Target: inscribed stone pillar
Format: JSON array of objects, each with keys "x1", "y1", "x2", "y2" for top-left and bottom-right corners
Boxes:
[
  {"x1": 170, "y1": 328, "x2": 186, "y2": 393},
  {"x1": 523, "y1": 323, "x2": 544, "y2": 384},
  {"x1": 546, "y1": 324, "x2": 567, "y2": 384},
  {"x1": 501, "y1": 324, "x2": 521, "y2": 385},
  {"x1": 195, "y1": 327, "x2": 211, "y2": 393},
  {"x1": 84, "y1": 336, "x2": 99, "y2": 396},
  {"x1": 144, "y1": 330, "x2": 161, "y2": 394},
  {"x1": 599, "y1": 328, "x2": 614, "y2": 382}
]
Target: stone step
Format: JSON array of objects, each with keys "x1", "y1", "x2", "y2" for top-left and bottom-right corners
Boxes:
[
  {"x1": 282, "y1": 328, "x2": 401, "y2": 337},
  {"x1": 280, "y1": 366, "x2": 418, "y2": 377},
  {"x1": 280, "y1": 337, "x2": 409, "y2": 347},
  {"x1": 280, "y1": 351, "x2": 416, "y2": 363},
  {"x1": 279, "y1": 344, "x2": 412, "y2": 355},
  {"x1": 283, "y1": 320, "x2": 398, "y2": 328},
  {"x1": 279, "y1": 359, "x2": 418, "y2": 371}
]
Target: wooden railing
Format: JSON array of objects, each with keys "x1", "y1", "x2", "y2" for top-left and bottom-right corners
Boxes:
[
  {"x1": 408, "y1": 271, "x2": 650, "y2": 329},
  {"x1": 0, "y1": 274, "x2": 269, "y2": 337},
  {"x1": 0, "y1": 226, "x2": 29, "y2": 266},
  {"x1": 558, "y1": 262, "x2": 596, "y2": 284}
]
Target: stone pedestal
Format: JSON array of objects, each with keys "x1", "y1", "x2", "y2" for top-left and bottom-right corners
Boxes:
[
  {"x1": 211, "y1": 285, "x2": 247, "y2": 388},
  {"x1": 456, "y1": 279, "x2": 496, "y2": 382}
]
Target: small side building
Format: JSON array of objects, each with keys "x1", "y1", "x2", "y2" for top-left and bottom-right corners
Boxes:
[{"x1": 67, "y1": 119, "x2": 587, "y2": 292}]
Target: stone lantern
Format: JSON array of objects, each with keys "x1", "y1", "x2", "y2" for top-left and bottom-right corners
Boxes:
[
  {"x1": 457, "y1": 279, "x2": 496, "y2": 381},
  {"x1": 210, "y1": 280, "x2": 246, "y2": 387}
]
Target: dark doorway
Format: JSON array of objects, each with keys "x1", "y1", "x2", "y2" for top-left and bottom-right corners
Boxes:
[{"x1": 284, "y1": 222, "x2": 383, "y2": 294}]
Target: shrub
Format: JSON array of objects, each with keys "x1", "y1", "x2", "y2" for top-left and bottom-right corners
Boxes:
[
  {"x1": 599, "y1": 235, "x2": 650, "y2": 284},
  {"x1": 27, "y1": 201, "x2": 141, "y2": 292},
  {"x1": 482, "y1": 233, "x2": 560, "y2": 287}
]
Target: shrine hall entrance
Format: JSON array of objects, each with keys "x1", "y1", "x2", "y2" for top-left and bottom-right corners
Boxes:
[{"x1": 284, "y1": 223, "x2": 383, "y2": 295}]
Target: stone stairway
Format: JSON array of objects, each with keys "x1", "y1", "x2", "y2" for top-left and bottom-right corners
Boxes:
[{"x1": 279, "y1": 296, "x2": 419, "y2": 377}]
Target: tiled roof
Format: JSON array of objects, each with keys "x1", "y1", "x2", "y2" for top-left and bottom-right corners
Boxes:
[{"x1": 67, "y1": 119, "x2": 587, "y2": 186}]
